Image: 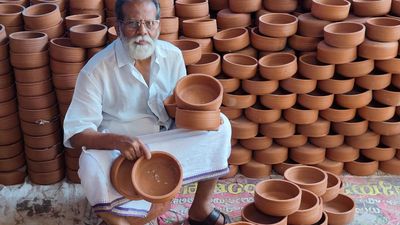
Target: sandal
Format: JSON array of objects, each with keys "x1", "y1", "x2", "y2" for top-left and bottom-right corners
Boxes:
[{"x1": 188, "y1": 208, "x2": 232, "y2": 225}]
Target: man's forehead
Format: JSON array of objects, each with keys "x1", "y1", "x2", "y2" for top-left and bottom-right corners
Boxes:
[{"x1": 122, "y1": 1, "x2": 157, "y2": 19}]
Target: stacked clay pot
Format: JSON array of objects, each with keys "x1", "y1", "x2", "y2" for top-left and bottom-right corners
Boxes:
[
  {"x1": 0, "y1": 25, "x2": 27, "y2": 186},
  {"x1": 30, "y1": 0, "x2": 67, "y2": 19},
  {"x1": 69, "y1": 0, "x2": 104, "y2": 22},
  {"x1": 240, "y1": 166, "x2": 355, "y2": 225},
  {"x1": 8, "y1": 30, "x2": 64, "y2": 185},
  {"x1": 0, "y1": 3, "x2": 25, "y2": 34},
  {"x1": 159, "y1": 0, "x2": 177, "y2": 41}
]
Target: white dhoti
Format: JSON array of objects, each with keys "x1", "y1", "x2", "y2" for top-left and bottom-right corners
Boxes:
[{"x1": 76, "y1": 114, "x2": 232, "y2": 218}]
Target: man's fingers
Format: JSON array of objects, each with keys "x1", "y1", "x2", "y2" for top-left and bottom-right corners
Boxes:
[
  {"x1": 124, "y1": 150, "x2": 134, "y2": 161},
  {"x1": 132, "y1": 141, "x2": 142, "y2": 159}
]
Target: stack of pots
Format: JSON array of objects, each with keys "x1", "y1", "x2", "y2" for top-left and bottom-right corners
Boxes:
[
  {"x1": 22, "y1": 3, "x2": 64, "y2": 39},
  {"x1": 159, "y1": 0, "x2": 178, "y2": 42},
  {"x1": 241, "y1": 166, "x2": 355, "y2": 225},
  {"x1": 68, "y1": 22, "x2": 107, "y2": 59},
  {"x1": 9, "y1": 30, "x2": 64, "y2": 185},
  {"x1": 0, "y1": 3, "x2": 25, "y2": 34},
  {"x1": 0, "y1": 25, "x2": 26, "y2": 186},
  {"x1": 49, "y1": 37, "x2": 86, "y2": 183},
  {"x1": 69, "y1": 0, "x2": 104, "y2": 22}
]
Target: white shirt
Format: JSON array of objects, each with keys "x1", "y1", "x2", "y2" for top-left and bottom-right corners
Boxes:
[{"x1": 63, "y1": 38, "x2": 186, "y2": 148}]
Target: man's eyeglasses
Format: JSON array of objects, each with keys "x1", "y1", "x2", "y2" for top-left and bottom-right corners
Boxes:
[{"x1": 120, "y1": 19, "x2": 160, "y2": 31}]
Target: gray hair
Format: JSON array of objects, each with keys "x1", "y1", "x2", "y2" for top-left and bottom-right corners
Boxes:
[{"x1": 115, "y1": 0, "x2": 160, "y2": 21}]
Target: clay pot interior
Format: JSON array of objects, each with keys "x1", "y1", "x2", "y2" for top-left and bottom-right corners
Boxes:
[
  {"x1": 110, "y1": 155, "x2": 141, "y2": 200},
  {"x1": 284, "y1": 165, "x2": 328, "y2": 196},
  {"x1": 241, "y1": 203, "x2": 287, "y2": 224},
  {"x1": 323, "y1": 194, "x2": 355, "y2": 225},
  {"x1": 131, "y1": 151, "x2": 183, "y2": 203}
]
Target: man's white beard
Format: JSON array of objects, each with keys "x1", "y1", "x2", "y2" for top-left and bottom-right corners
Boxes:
[{"x1": 120, "y1": 29, "x2": 158, "y2": 60}]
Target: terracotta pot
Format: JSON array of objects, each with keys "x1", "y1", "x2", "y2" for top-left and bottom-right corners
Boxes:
[
  {"x1": 358, "y1": 101, "x2": 395, "y2": 122},
  {"x1": 49, "y1": 37, "x2": 86, "y2": 63},
  {"x1": 230, "y1": 116, "x2": 258, "y2": 139},
  {"x1": 50, "y1": 59, "x2": 85, "y2": 74},
  {"x1": 175, "y1": 0, "x2": 209, "y2": 18},
  {"x1": 159, "y1": 32, "x2": 178, "y2": 42},
  {"x1": 234, "y1": 46, "x2": 258, "y2": 59},
  {"x1": 223, "y1": 89, "x2": 256, "y2": 109},
  {"x1": 0, "y1": 74, "x2": 13, "y2": 90},
  {"x1": 160, "y1": 17, "x2": 178, "y2": 34},
  {"x1": 175, "y1": 108, "x2": 220, "y2": 131},
  {"x1": 244, "y1": 101, "x2": 281, "y2": 123},
  {"x1": 220, "y1": 164, "x2": 238, "y2": 179},
  {"x1": 393, "y1": 74, "x2": 400, "y2": 89},
  {"x1": 283, "y1": 105, "x2": 319, "y2": 125},
  {"x1": 358, "y1": 38, "x2": 398, "y2": 60},
  {"x1": 242, "y1": 75, "x2": 279, "y2": 95},
  {"x1": 69, "y1": 0, "x2": 103, "y2": 10},
  {"x1": 369, "y1": 115, "x2": 400, "y2": 135},
  {"x1": 298, "y1": 13, "x2": 330, "y2": 38},
  {"x1": 26, "y1": 152, "x2": 63, "y2": 173},
  {"x1": 288, "y1": 34, "x2": 321, "y2": 52},
  {"x1": 159, "y1": 5, "x2": 174, "y2": 17},
  {"x1": 311, "y1": 0, "x2": 350, "y2": 21},
  {"x1": 20, "y1": 115, "x2": 59, "y2": 136},
  {"x1": 65, "y1": 147, "x2": 82, "y2": 158},
  {"x1": 290, "y1": 144, "x2": 326, "y2": 165},
  {"x1": 0, "y1": 111, "x2": 19, "y2": 131},
  {"x1": 213, "y1": 27, "x2": 250, "y2": 53},
  {"x1": 222, "y1": 53, "x2": 257, "y2": 79},
  {"x1": 4, "y1": 25, "x2": 23, "y2": 34},
  {"x1": 17, "y1": 91, "x2": 57, "y2": 110},
  {"x1": 182, "y1": 18, "x2": 217, "y2": 39},
  {"x1": 0, "y1": 98, "x2": 17, "y2": 117},
  {"x1": 18, "y1": 104, "x2": 58, "y2": 123},
  {"x1": 361, "y1": 144, "x2": 396, "y2": 161},
  {"x1": 382, "y1": 133, "x2": 400, "y2": 148},
  {"x1": 297, "y1": 89, "x2": 334, "y2": 110},
  {"x1": 22, "y1": 3, "x2": 61, "y2": 29},
  {"x1": 66, "y1": 168, "x2": 80, "y2": 183},
  {"x1": 298, "y1": 53, "x2": 335, "y2": 80},
  {"x1": 335, "y1": 87, "x2": 372, "y2": 108},
  {"x1": 355, "y1": 69, "x2": 391, "y2": 90},
  {"x1": 228, "y1": 144, "x2": 252, "y2": 165},
  {"x1": 110, "y1": 155, "x2": 141, "y2": 199},
  {"x1": 326, "y1": 144, "x2": 359, "y2": 162},
  {"x1": 216, "y1": 8, "x2": 251, "y2": 29},
  {"x1": 16, "y1": 79, "x2": 53, "y2": 97},
  {"x1": 241, "y1": 203, "x2": 287, "y2": 225},
  {"x1": 0, "y1": 126, "x2": 21, "y2": 146},
  {"x1": 0, "y1": 84, "x2": 15, "y2": 103},
  {"x1": 9, "y1": 31, "x2": 48, "y2": 53},
  {"x1": 14, "y1": 66, "x2": 50, "y2": 83},
  {"x1": 180, "y1": 36, "x2": 213, "y2": 54},
  {"x1": 275, "y1": 134, "x2": 308, "y2": 148},
  {"x1": 240, "y1": 159, "x2": 271, "y2": 178},
  {"x1": 321, "y1": 172, "x2": 341, "y2": 203},
  {"x1": 323, "y1": 22, "x2": 365, "y2": 48},
  {"x1": 365, "y1": 17, "x2": 400, "y2": 42},
  {"x1": 273, "y1": 158, "x2": 301, "y2": 175},
  {"x1": 253, "y1": 143, "x2": 288, "y2": 164},
  {"x1": 260, "y1": 88, "x2": 296, "y2": 109},
  {"x1": 284, "y1": 166, "x2": 328, "y2": 197},
  {"x1": 25, "y1": 17, "x2": 64, "y2": 39},
  {"x1": 319, "y1": 103, "x2": 356, "y2": 122},
  {"x1": 332, "y1": 116, "x2": 369, "y2": 136},
  {"x1": 0, "y1": 4, "x2": 25, "y2": 27},
  {"x1": 186, "y1": 53, "x2": 220, "y2": 77},
  {"x1": 65, "y1": 14, "x2": 102, "y2": 30},
  {"x1": 239, "y1": 134, "x2": 272, "y2": 151},
  {"x1": 288, "y1": 189, "x2": 322, "y2": 225},
  {"x1": 28, "y1": 168, "x2": 64, "y2": 185},
  {"x1": 230, "y1": 0, "x2": 261, "y2": 13},
  {"x1": 209, "y1": 0, "x2": 228, "y2": 11},
  {"x1": 335, "y1": 57, "x2": 374, "y2": 77},
  {"x1": 379, "y1": 157, "x2": 400, "y2": 175},
  {"x1": 315, "y1": 159, "x2": 344, "y2": 175},
  {"x1": 0, "y1": 57, "x2": 10, "y2": 74},
  {"x1": 259, "y1": 53, "x2": 297, "y2": 80},
  {"x1": 171, "y1": 40, "x2": 202, "y2": 65},
  {"x1": 317, "y1": 41, "x2": 357, "y2": 64},
  {"x1": 263, "y1": 0, "x2": 297, "y2": 12},
  {"x1": 260, "y1": 118, "x2": 296, "y2": 138},
  {"x1": 162, "y1": 95, "x2": 176, "y2": 118},
  {"x1": 250, "y1": 27, "x2": 287, "y2": 52},
  {"x1": 10, "y1": 50, "x2": 49, "y2": 69},
  {"x1": 297, "y1": 118, "x2": 331, "y2": 137},
  {"x1": 375, "y1": 56, "x2": 400, "y2": 74},
  {"x1": 216, "y1": 74, "x2": 240, "y2": 93},
  {"x1": 0, "y1": 151, "x2": 25, "y2": 172},
  {"x1": 23, "y1": 129, "x2": 61, "y2": 149},
  {"x1": 52, "y1": 73, "x2": 78, "y2": 90},
  {"x1": 352, "y1": 0, "x2": 391, "y2": 17},
  {"x1": 69, "y1": 23, "x2": 107, "y2": 48},
  {"x1": 31, "y1": 0, "x2": 66, "y2": 11},
  {"x1": 344, "y1": 156, "x2": 379, "y2": 176},
  {"x1": 0, "y1": 167, "x2": 26, "y2": 185},
  {"x1": 345, "y1": 131, "x2": 380, "y2": 149},
  {"x1": 310, "y1": 132, "x2": 344, "y2": 148},
  {"x1": 254, "y1": 179, "x2": 302, "y2": 216},
  {"x1": 25, "y1": 143, "x2": 61, "y2": 161},
  {"x1": 258, "y1": 13, "x2": 298, "y2": 38}
]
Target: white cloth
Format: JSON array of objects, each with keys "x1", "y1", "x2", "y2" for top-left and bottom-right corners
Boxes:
[
  {"x1": 63, "y1": 38, "x2": 186, "y2": 148},
  {"x1": 78, "y1": 114, "x2": 231, "y2": 217}
]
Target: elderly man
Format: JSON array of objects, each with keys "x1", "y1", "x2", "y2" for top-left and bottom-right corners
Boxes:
[{"x1": 63, "y1": 0, "x2": 232, "y2": 225}]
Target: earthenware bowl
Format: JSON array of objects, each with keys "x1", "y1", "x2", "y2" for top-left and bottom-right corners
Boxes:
[
  {"x1": 22, "y1": 3, "x2": 61, "y2": 29},
  {"x1": 69, "y1": 23, "x2": 107, "y2": 48},
  {"x1": 244, "y1": 101, "x2": 281, "y2": 123},
  {"x1": 223, "y1": 89, "x2": 257, "y2": 109},
  {"x1": 297, "y1": 89, "x2": 334, "y2": 110},
  {"x1": 171, "y1": 40, "x2": 202, "y2": 65},
  {"x1": 0, "y1": 3, "x2": 25, "y2": 27},
  {"x1": 324, "y1": 194, "x2": 355, "y2": 225},
  {"x1": 298, "y1": 13, "x2": 330, "y2": 38},
  {"x1": 222, "y1": 53, "x2": 257, "y2": 79},
  {"x1": 335, "y1": 87, "x2": 372, "y2": 109},
  {"x1": 216, "y1": 74, "x2": 240, "y2": 93},
  {"x1": 25, "y1": 143, "x2": 61, "y2": 161},
  {"x1": 275, "y1": 134, "x2": 308, "y2": 148},
  {"x1": 297, "y1": 117, "x2": 331, "y2": 137},
  {"x1": 352, "y1": 0, "x2": 391, "y2": 17},
  {"x1": 309, "y1": 131, "x2": 344, "y2": 148},
  {"x1": 49, "y1": 37, "x2": 86, "y2": 63},
  {"x1": 213, "y1": 27, "x2": 250, "y2": 52},
  {"x1": 298, "y1": 53, "x2": 335, "y2": 80},
  {"x1": 358, "y1": 101, "x2": 395, "y2": 122},
  {"x1": 323, "y1": 22, "x2": 365, "y2": 48},
  {"x1": 26, "y1": 152, "x2": 64, "y2": 173},
  {"x1": 317, "y1": 41, "x2": 357, "y2": 64},
  {"x1": 228, "y1": 144, "x2": 252, "y2": 165},
  {"x1": 242, "y1": 75, "x2": 279, "y2": 95},
  {"x1": 260, "y1": 118, "x2": 296, "y2": 138},
  {"x1": 344, "y1": 156, "x2": 379, "y2": 176},
  {"x1": 332, "y1": 116, "x2": 368, "y2": 136},
  {"x1": 250, "y1": 27, "x2": 287, "y2": 52},
  {"x1": 259, "y1": 53, "x2": 297, "y2": 80},
  {"x1": 315, "y1": 159, "x2": 344, "y2": 175},
  {"x1": 326, "y1": 143, "x2": 360, "y2": 162},
  {"x1": 288, "y1": 34, "x2": 321, "y2": 52},
  {"x1": 186, "y1": 53, "x2": 220, "y2": 77},
  {"x1": 284, "y1": 166, "x2": 328, "y2": 196},
  {"x1": 358, "y1": 38, "x2": 398, "y2": 60},
  {"x1": 0, "y1": 166, "x2": 26, "y2": 185},
  {"x1": 216, "y1": 8, "x2": 251, "y2": 29},
  {"x1": 241, "y1": 203, "x2": 287, "y2": 225},
  {"x1": 335, "y1": 57, "x2": 374, "y2": 77},
  {"x1": 9, "y1": 31, "x2": 48, "y2": 53},
  {"x1": 263, "y1": 0, "x2": 298, "y2": 12},
  {"x1": 10, "y1": 50, "x2": 49, "y2": 69},
  {"x1": 260, "y1": 88, "x2": 296, "y2": 109},
  {"x1": 110, "y1": 155, "x2": 141, "y2": 200},
  {"x1": 230, "y1": 116, "x2": 258, "y2": 139},
  {"x1": 175, "y1": 108, "x2": 221, "y2": 131},
  {"x1": 361, "y1": 144, "x2": 396, "y2": 161},
  {"x1": 283, "y1": 105, "x2": 319, "y2": 125},
  {"x1": 16, "y1": 65, "x2": 49, "y2": 83},
  {"x1": 258, "y1": 13, "x2": 298, "y2": 37},
  {"x1": 288, "y1": 189, "x2": 322, "y2": 225},
  {"x1": 365, "y1": 17, "x2": 400, "y2": 42},
  {"x1": 253, "y1": 143, "x2": 288, "y2": 164},
  {"x1": 28, "y1": 168, "x2": 64, "y2": 185},
  {"x1": 379, "y1": 157, "x2": 400, "y2": 175},
  {"x1": 239, "y1": 134, "x2": 272, "y2": 151},
  {"x1": 240, "y1": 160, "x2": 272, "y2": 178},
  {"x1": 182, "y1": 18, "x2": 217, "y2": 38},
  {"x1": 175, "y1": 0, "x2": 209, "y2": 18},
  {"x1": 311, "y1": 0, "x2": 351, "y2": 21},
  {"x1": 23, "y1": 129, "x2": 61, "y2": 149},
  {"x1": 369, "y1": 115, "x2": 400, "y2": 135}
]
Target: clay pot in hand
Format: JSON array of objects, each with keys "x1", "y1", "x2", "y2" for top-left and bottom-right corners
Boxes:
[
  {"x1": 254, "y1": 179, "x2": 302, "y2": 216},
  {"x1": 298, "y1": 53, "x2": 335, "y2": 80},
  {"x1": 335, "y1": 57, "x2": 374, "y2": 78},
  {"x1": 240, "y1": 159, "x2": 272, "y2": 178},
  {"x1": 213, "y1": 27, "x2": 250, "y2": 52},
  {"x1": 244, "y1": 101, "x2": 281, "y2": 123},
  {"x1": 223, "y1": 89, "x2": 256, "y2": 109},
  {"x1": 69, "y1": 24, "x2": 107, "y2": 48},
  {"x1": 250, "y1": 27, "x2": 287, "y2": 52},
  {"x1": 317, "y1": 41, "x2": 357, "y2": 64},
  {"x1": 323, "y1": 22, "x2": 365, "y2": 48},
  {"x1": 290, "y1": 144, "x2": 326, "y2": 165},
  {"x1": 260, "y1": 118, "x2": 296, "y2": 138},
  {"x1": 241, "y1": 203, "x2": 287, "y2": 225},
  {"x1": 253, "y1": 143, "x2": 288, "y2": 164},
  {"x1": 222, "y1": 53, "x2": 257, "y2": 80},
  {"x1": 358, "y1": 101, "x2": 395, "y2": 122},
  {"x1": 9, "y1": 31, "x2": 48, "y2": 53},
  {"x1": 131, "y1": 151, "x2": 182, "y2": 203},
  {"x1": 365, "y1": 17, "x2": 400, "y2": 42},
  {"x1": 258, "y1": 13, "x2": 298, "y2": 38},
  {"x1": 326, "y1": 143, "x2": 359, "y2": 162},
  {"x1": 216, "y1": 8, "x2": 251, "y2": 29},
  {"x1": 110, "y1": 155, "x2": 141, "y2": 200},
  {"x1": 22, "y1": 3, "x2": 61, "y2": 29},
  {"x1": 175, "y1": 74, "x2": 222, "y2": 111},
  {"x1": 242, "y1": 75, "x2": 279, "y2": 95},
  {"x1": 230, "y1": 116, "x2": 258, "y2": 139},
  {"x1": 311, "y1": 0, "x2": 351, "y2": 21},
  {"x1": 344, "y1": 156, "x2": 379, "y2": 176},
  {"x1": 229, "y1": 144, "x2": 252, "y2": 165},
  {"x1": 297, "y1": 118, "x2": 331, "y2": 137},
  {"x1": 369, "y1": 115, "x2": 400, "y2": 135},
  {"x1": 358, "y1": 38, "x2": 398, "y2": 60},
  {"x1": 259, "y1": 53, "x2": 297, "y2": 80},
  {"x1": 352, "y1": 0, "x2": 391, "y2": 17}
]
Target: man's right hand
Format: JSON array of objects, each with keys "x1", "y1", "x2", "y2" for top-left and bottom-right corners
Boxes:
[{"x1": 114, "y1": 135, "x2": 152, "y2": 161}]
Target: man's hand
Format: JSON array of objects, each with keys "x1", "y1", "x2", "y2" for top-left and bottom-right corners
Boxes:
[{"x1": 114, "y1": 135, "x2": 151, "y2": 161}]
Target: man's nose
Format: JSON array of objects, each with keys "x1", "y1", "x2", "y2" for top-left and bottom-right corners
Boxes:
[{"x1": 136, "y1": 22, "x2": 148, "y2": 35}]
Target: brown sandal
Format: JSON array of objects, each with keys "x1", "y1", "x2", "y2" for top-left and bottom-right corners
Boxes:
[{"x1": 188, "y1": 208, "x2": 232, "y2": 225}]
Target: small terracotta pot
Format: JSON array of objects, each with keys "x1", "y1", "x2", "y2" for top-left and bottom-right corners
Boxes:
[
  {"x1": 288, "y1": 189, "x2": 322, "y2": 225},
  {"x1": 0, "y1": 98, "x2": 17, "y2": 117},
  {"x1": 0, "y1": 4, "x2": 25, "y2": 27},
  {"x1": 365, "y1": 17, "x2": 400, "y2": 42},
  {"x1": 290, "y1": 144, "x2": 326, "y2": 165},
  {"x1": 298, "y1": 53, "x2": 334, "y2": 80},
  {"x1": 319, "y1": 103, "x2": 356, "y2": 122},
  {"x1": 26, "y1": 17, "x2": 64, "y2": 39},
  {"x1": 259, "y1": 53, "x2": 297, "y2": 80},
  {"x1": 0, "y1": 166, "x2": 26, "y2": 185},
  {"x1": 182, "y1": 18, "x2": 217, "y2": 38},
  {"x1": 375, "y1": 56, "x2": 400, "y2": 74},
  {"x1": 216, "y1": 8, "x2": 251, "y2": 29},
  {"x1": 358, "y1": 101, "x2": 395, "y2": 122},
  {"x1": 110, "y1": 155, "x2": 141, "y2": 199},
  {"x1": 283, "y1": 105, "x2": 319, "y2": 125},
  {"x1": 171, "y1": 40, "x2": 202, "y2": 65},
  {"x1": 22, "y1": 3, "x2": 61, "y2": 29},
  {"x1": 69, "y1": 23, "x2": 107, "y2": 48},
  {"x1": 260, "y1": 118, "x2": 296, "y2": 138},
  {"x1": 159, "y1": 32, "x2": 178, "y2": 42},
  {"x1": 263, "y1": 0, "x2": 297, "y2": 12},
  {"x1": 335, "y1": 87, "x2": 372, "y2": 109},
  {"x1": 258, "y1": 13, "x2": 298, "y2": 38},
  {"x1": 0, "y1": 58, "x2": 10, "y2": 74},
  {"x1": 242, "y1": 75, "x2": 279, "y2": 95},
  {"x1": 355, "y1": 69, "x2": 391, "y2": 90},
  {"x1": 65, "y1": 14, "x2": 102, "y2": 30},
  {"x1": 317, "y1": 41, "x2": 357, "y2": 64},
  {"x1": 23, "y1": 129, "x2": 61, "y2": 149},
  {"x1": 28, "y1": 168, "x2": 65, "y2": 185},
  {"x1": 175, "y1": 0, "x2": 209, "y2": 18},
  {"x1": 0, "y1": 126, "x2": 21, "y2": 147},
  {"x1": 344, "y1": 156, "x2": 379, "y2": 176},
  {"x1": 180, "y1": 36, "x2": 213, "y2": 54},
  {"x1": 9, "y1": 31, "x2": 48, "y2": 53},
  {"x1": 326, "y1": 144, "x2": 359, "y2": 162},
  {"x1": 163, "y1": 95, "x2": 176, "y2": 118},
  {"x1": 186, "y1": 53, "x2": 220, "y2": 77},
  {"x1": 216, "y1": 74, "x2": 240, "y2": 93},
  {"x1": 321, "y1": 172, "x2": 341, "y2": 203},
  {"x1": 213, "y1": 27, "x2": 250, "y2": 53},
  {"x1": 26, "y1": 152, "x2": 64, "y2": 173},
  {"x1": 379, "y1": 157, "x2": 400, "y2": 175},
  {"x1": 14, "y1": 66, "x2": 50, "y2": 83},
  {"x1": 244, "y1": 101, "x2": 281, "y2": 123},
  {"x1": 17, "y1": 91, "x2": 57, "y2": 110},
  {"x1": 230, "y1": 116, "x2": 258, "y2": 139},
  {"x1": 223, "y1": 89, "x2": 257, "y2": 109},
  {"x1": 10, "y1": 50, "x2": 49, "y2": 69},
  {"x1": 332, "y1": 116, "x2": 368, "y2": 136},
  {"x1": 52, "y1": 73, "x2": 78, "y2": 90},
  {"x1": 358, "y1": 38, "x2": 398, "y2": 60},
  {"x1": 345, "y1": 131, "x2": 380, "y2": 149},
  {"x1": 369, "y1": 115, "x2": 400, "y2": 135},
  {"x1": 288, "y1": 34, "x2": 321, "y2": 52},
  {"x1": 0, "y1": 151, "x2": 25, "y2": 172},
  {"x1": 323, "y1": 22, "x2": 365, "y2": 48},
  {"x1": 361, "y1": 144, "x2": 396, "y2": 161},
  {"x1": 240, "y1": 159, "x2": 272, "y2": 178},
  {"x1": 335, "y1": 57, "x2": 374, "y2": 78},
  {"x1": 352, "y1": 0, "x2": 391, "y2": 17},
  {"x1": 241, "y1": 203, "x2": 287, "y2": 225},
  {"x1": 49, "y1": 38, "x2": 86, "y2": 63},
  {"x1": 284, "y1": 166, "x2": 328, "y2": 197},
  {"x1": 310, "y1": 132, "x2": 344, "y2": 148},
  {"x1": 0, "y1": 84, "x2": 15, "y2": 103},
  {"x1": 222, "y1": 53, "x2": 257, "y2": 80},
  {"x1": 275, "y1": 134, "x2": 308, "y2": 148},
  {"x1": 234, "y1": 45, "x2": 258, "y2": 59},
  {"x1": 174, "y1": 74, "x2": 222, "y2": 111},
  {"x1": 382, "y1": 133, "x2": 400, "y2": 148},
  {"x1": 315, "y1": 159, "x2": 344, "y2": 175},
  {"x1": 298, "y1": 13, "x2": 330, "y2": 38},
  {"x1": 175, "y1": 108, "x2": 221, "y2": 131},
  {"x1": 253, "y1": 143, "x2": 288, "y2": 164},
  {"x1": 0, "y1": 111, "x2": 19, "y2": 131},
  {"x1": 311, "y1": 0, "x2": 351, "y2": 21},
  {"x1": 393, "y1": 74, "x2": 400, "y2": 89},
  {"x1": 239, "y1": 134, "x2": 272, "y2": 151},
  {"x1": 228, "y1": 144, "x2": 252, "y2": 165},
  {"x1": 297, "y1": 118, "x2": 330, "y2": 138},
  {"x1": 31, "y1": 0, "x2": 66, "y2": 11},
  {"x1": 230, "y1": 0, "x2": 261, "y2": 13},
  {"x1": 260, "y1": 88, "x2": 296, "y2": 109},
  {"x1": 250, "y1": 27, "x2": 287, "y2": 52},
  {"x1": 254, "y1": 179, "x2": 302, "y2": 216},
  {"x1": 297, "y1": 89, "x2": 334, "y2": 110},
  {"x1": 16, "y1": 79, "x2": 53, "y2": 97},
  {"x1": 25, "y1": 143, "x2": 61, "y2": 161}
]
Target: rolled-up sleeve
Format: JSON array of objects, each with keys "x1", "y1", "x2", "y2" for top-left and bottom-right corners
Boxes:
[{"x1": 63, "y1": 71, "x2": 103, "y2": 148}]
